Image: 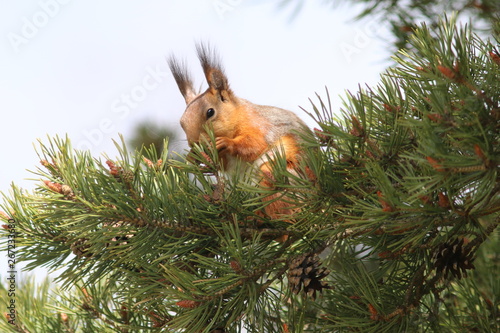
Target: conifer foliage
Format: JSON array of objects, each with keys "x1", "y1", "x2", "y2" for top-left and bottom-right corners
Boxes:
[{"x1": 1, "y1": 16, "x2": 499, "y2": 332}]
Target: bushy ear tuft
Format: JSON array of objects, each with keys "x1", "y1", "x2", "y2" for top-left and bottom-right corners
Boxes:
[
  {"x1": 196, "y1": 43, "x2": 232, "y2": 101},
  {"x1": 168, "y1": 56, "x2": 198, "y2": 104}
]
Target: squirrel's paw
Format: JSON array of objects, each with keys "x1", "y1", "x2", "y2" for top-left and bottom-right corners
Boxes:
[{"x1": 215, "y1": 137, "x2": 233, "y2": 154}]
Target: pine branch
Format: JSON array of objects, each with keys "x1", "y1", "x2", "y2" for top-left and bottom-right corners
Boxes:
[{"x1": 1, "y1": 15, "x2": 499, "y2": 332}]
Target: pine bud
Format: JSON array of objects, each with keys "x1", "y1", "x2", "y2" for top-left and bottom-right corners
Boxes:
[
  {"x1": 0, "y1": 211, "x2": 11, "y2": 220},
  {"x1": 383, "y1": 103, "x2": 400, "y2": 114},
  {"x1": 142, "y1": 157, "x2": 163, "y2": 169},
  {"x1": 200, "y1": 151, "x2": 213, "y2": 165},
  {"x1": 304, "y1": 166, "x2": 317, "y2": 183},
  {"x1": 229, "y1": 260, "x2": 242, "y2": 273},
  {"x1": 44, "y1": 180, "x2": 63, "y2": 193},
  {"x1": 143, "y1": 157, "x2": 154, "y2": 168},
  {"x1": 427, "y1": 113, "x2": 443, "y2": 122},
  {"x1": 80, "y1": 288, "x2": 93, "y2": 311},
  {"x1": 438, "y1": 192, "x2": 450, "y2": 208},
  {"x1": 148, "y1": 311, "x2": 165, "y2": 328},
  {"x1": 419, "y1": 195, "x2": 431, "y2": 205},
  {"x1": 350, "y1": 116, "x2": 364, "y2": 137},
  {"x1": 60, "y1": 313, "x2": 69, "y2": 323},
  {"x1": 120, "y1": 304, "x2": 128, "y2": 322},
  {"x1": 426, "y1": 156, "x2": 446, "y2": 172},
  {"x1": 314, "y1": 128, "x2": 330, "y2": 144},
  {"x1": 40, "y1": 159, "x2": 58, "y2": 169},
  {"x1": 5, "y1": 312, "x2": 15, "y2": 322},
  {"x1": 176, "y1": 300, "x2": 201, "y2": 309},
  {"x1": 81, "y1": 288, "x2": 91, "y2": 300},
  {"x1": 368, "y1": 303, "x2": 379, "y2": 320},
  {"x1": 106, "y1": 160, "x2": 121, "y2": 176},
  {"x1": 378, "y1": 250, "x2": 400, "y2": 259},
  {"x1": 365, "y1": 150, "x2": 376, "y2": 159},
  {"x1": 489, "y1": 51, "x2": 500, "y2": 66},
  {"x1": 399, "y1": 25, "x2": 413, "y2": 32},
  {"x1": 473, "y1": 144, "x2": 486, "y2": 161},
  {"x1": 437, "y1": 65, "x2": 456, "y2": 80},
  {"x1": 484, "y1": 296, "x2": 494, "y2": 309},
  {"x1": 377, "y1": 191, "x2": 394, "y2": 212},
  {"x1": 415, "y1": 65, "x2": 431, "y2": 73}
]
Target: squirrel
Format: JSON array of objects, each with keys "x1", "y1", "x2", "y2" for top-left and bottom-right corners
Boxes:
[{"x1": 168, "y1": 43, "x2": 313, "y2": 221}]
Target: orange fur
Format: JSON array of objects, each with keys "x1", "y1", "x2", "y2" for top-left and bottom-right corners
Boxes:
[
  {"x1": 169, "y1": 44, "x2": 312, "y2": 227},
  {"x1": 259, "y1": 134, "x2": 303, "y2": 221},
  {"x1": 215, "y1": 104, "x2": 270, "y2": 168}
]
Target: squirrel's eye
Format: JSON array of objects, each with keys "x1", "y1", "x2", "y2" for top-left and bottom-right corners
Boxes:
[{"x1": 206, "y1": 108, "x2": 215, "y2": 119}]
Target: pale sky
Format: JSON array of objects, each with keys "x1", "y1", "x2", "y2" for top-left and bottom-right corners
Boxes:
[{"x1": 0, "y1": 0, "x2": 391, "y2": 279}]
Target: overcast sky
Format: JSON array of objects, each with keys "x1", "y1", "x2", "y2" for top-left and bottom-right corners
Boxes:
[{"x1": 1, "y1": 1, "x2": 391, "y2": 279}]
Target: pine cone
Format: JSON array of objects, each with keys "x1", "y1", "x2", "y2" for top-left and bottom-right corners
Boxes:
[
  {"x1": 71, "y1": 238, "x2": 93, "y2": 258},
  {"x1": 433, "y1": 238, "x2": 475, "y2": 279},
  {"x1": 288, "y1": 254, "x2": 330, "y2": 299},
  {"x1": 121, "y1": 170, "x2": 134, "y2": 183},
  {"x1": 104, "y1": 221, "x2": 135, "y2": 247}
]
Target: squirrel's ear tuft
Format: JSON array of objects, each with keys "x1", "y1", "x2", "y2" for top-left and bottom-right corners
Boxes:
[
  {"x1": 196, "y1": 42, "x2": 233, "y2": 101},
  {"x1": 168, "y1": 56, "x2": 198, "y2": 104}
]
